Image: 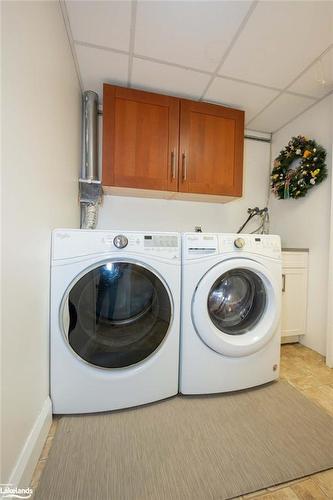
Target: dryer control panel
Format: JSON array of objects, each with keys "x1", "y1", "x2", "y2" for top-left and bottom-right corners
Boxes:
[
  {"x1": 52, "y1": 230, "x2": 180, "y2": 261},
  {"x1": 103, "y1": 232, "x2": 180, "y2": 259},
  {"x1": 143, "y1": 234, "x2": 178, "y2": 248}
]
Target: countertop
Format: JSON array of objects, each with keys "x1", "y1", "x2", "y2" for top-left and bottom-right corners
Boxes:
[{"x1": 282, "y1": 248, "x2": 309, "y2": 252}]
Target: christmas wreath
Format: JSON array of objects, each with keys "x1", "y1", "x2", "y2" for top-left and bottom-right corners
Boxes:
[{"x1": 271, "y1": 135, "x2": 327, "y2": 199}]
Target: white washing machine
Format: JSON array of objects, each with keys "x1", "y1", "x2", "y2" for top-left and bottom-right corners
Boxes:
[
  {"x1": 180, "y1": 232, "x2": 282, "y2": 394},
  {"x1": 50, "y1": 229, "x2": 180, "y2": 413}
]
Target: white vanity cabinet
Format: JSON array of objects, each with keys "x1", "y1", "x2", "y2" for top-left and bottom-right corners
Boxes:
[{"x1": 281, "y1": 250, "x2": 309, "y2": 343}]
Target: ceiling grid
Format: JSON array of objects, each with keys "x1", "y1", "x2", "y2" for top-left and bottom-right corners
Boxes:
[
  {"x1": 199, "y1": 1, "x2": 259, "y2": 100},
  {"x1": 247, "y1": 43, "x2": 333, "y2": 128},
  {"x1": 127, "y1": 0, "x2": 138, "y2": 86},
  {"x1": 59, "y1": 0, "x2": 84, "y2": 91},
  {"x1": 63, "y1": 0, "x2": 333, "y2": 133}
]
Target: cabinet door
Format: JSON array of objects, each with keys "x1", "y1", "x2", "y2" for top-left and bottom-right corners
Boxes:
[
  {"x1": 179, "y1": 100, "x2": 244, "y2": 196},
  {"x1": 281, "y1": 268, "x2": 308, "y2": 337},
  {"x1": 103, "y1": 84, "x2": 179, "y2": 191}
]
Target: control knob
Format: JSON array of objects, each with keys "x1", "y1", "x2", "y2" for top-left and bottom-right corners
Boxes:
[
  {"x1": 113, "y1": 234, "x2": 128, "y2": 249},
  {"x1": 234, "y1": 237, "x2": 245, "y2": 249}
]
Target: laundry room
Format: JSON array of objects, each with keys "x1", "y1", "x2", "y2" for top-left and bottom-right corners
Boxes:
[{"x1": 2, "y1": 1, "x2": 333, "y2": 499}]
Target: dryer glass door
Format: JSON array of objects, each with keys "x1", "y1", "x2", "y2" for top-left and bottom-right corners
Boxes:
[
  {"x1": 64, "y1": 262, "x2": 172, "y2": 368},
  {"x1": 208, "y1": 269, "x2": 266, "y2": 335}
]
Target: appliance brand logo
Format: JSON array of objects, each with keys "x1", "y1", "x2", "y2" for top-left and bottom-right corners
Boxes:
[{"x1": 56, "y1": 232, "x2": 70, "y2": 239}]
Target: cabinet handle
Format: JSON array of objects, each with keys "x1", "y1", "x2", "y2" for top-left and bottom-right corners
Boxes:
[
  {"x1": 182, "y1": 153, "x2": 187, "y2": 181},
  {"x1": 171, "y1": 150, "x2": 176, "y2": 180},
  {"x1": 282, "y1": 273, "x2": 286, "y2": 292}
]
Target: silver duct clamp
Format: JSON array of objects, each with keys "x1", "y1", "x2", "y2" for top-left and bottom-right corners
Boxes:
[{"x1": 79, "y1": 178, "x2": 102, "y2": 204}]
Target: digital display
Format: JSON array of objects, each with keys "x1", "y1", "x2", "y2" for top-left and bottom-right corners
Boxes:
[
  {"x1": 144, "y1": 235, "x2": 178, "y2": 248},
  {"x1": 255, "y1": 238, "x2": 261, "y2": 242}
]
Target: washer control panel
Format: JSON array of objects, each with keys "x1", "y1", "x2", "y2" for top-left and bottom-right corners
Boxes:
[
  {"x1": 183, "y1": 233, "x2": 218, "y2": 259},
  {"x1": 182, "y1": 233, "x2": 281, "y2": 260},
  {"x1": 219, "y1": 234, "x2": 281, "y2": 257},
  {"x1": 234, "y1": 237, "x2": 245, "y2": 249}
]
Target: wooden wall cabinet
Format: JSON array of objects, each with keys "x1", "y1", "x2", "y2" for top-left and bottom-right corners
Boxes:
[
  {"x1": 179, "y1": 100, "x2": 243, "y2": 197},
  {"x1": 102, "y1": 84, "x2": 244, "y2": 201}
]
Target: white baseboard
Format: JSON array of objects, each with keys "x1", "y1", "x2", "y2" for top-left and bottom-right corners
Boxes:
[
  {"x1": 325, "y1": 353, "x2": 333, "y2": 368},
  {"x1": 281, "y1": 335, "x2": 301, "y2": 344},
  {"x1": 9, "y1": 397, "x2": 52, "y2": 488}
]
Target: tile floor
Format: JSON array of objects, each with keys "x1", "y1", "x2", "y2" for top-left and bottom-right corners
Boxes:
[{"x1": 31, "y1": 343, "x2": 333, "y2": 499}]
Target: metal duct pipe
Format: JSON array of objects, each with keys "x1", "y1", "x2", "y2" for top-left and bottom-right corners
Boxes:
[
  {"x1": 79, "y1": 90, "x2": 102, "y2": 229},
  {"x1": 82, "y1": 91, "x2": 98, "y2": 180}
]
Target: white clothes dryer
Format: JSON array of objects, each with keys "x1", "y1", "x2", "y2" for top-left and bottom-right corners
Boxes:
[
  {"x1": 180, "y1": 233, "x2": 282, "y2": 394},
  {"x1": 50, "y1": 229, "x2": 180, "y2": 413}
]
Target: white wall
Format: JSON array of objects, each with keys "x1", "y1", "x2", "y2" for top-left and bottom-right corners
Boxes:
[
  {"x1": 269, "y1": 94, "x2": 333, "y2": 356},
  {"x1": 326, "y1": 143, "x2": 333, "y2": 367},
  {"x1": 98, "y1": 139, "x2": 271, "y2": 233},
  {"x1": 1, "y1": 1, "x2": 80, "y2": 486}
]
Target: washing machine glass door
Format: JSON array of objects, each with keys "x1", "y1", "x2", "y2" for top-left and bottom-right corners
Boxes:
[
  {"x1": 208, "y1": 269, "x2": 266, "y2": 335},
  {"x1": 62, "y1": 261, "x2": 172, "y2": 368},
  {"x1": 192, "y1": 258, "x2": 280, "y2": 357}
]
